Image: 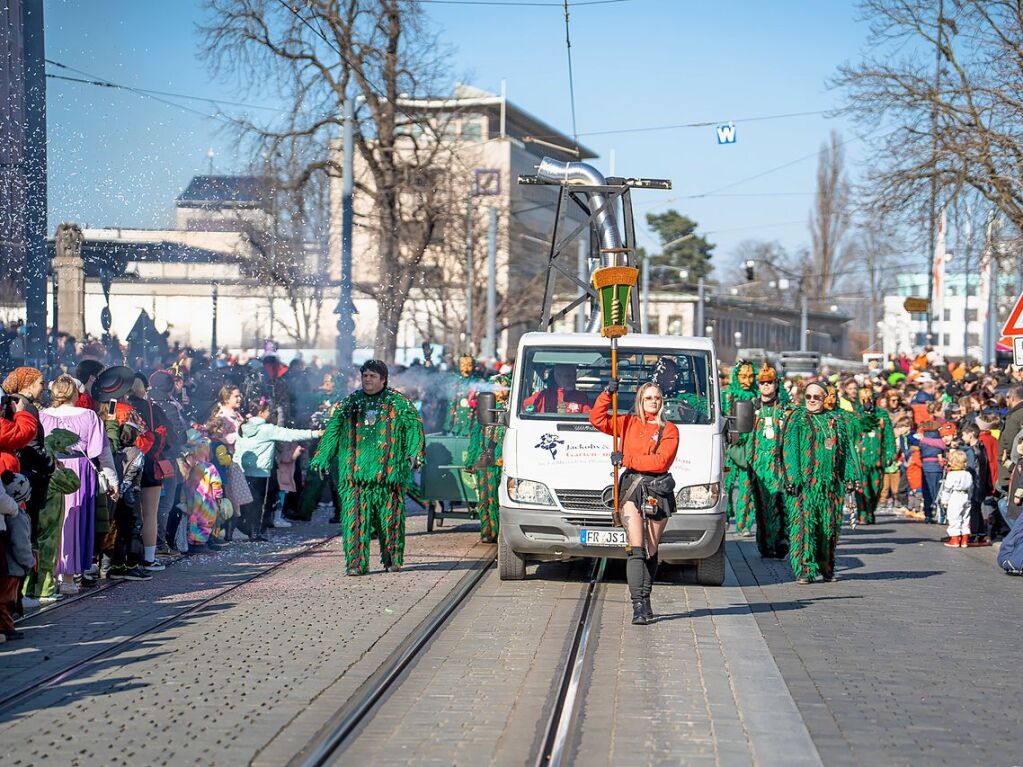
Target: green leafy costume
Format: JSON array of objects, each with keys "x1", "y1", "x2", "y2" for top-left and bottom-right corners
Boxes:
[
  {"x1": 442, "y1": 366, "x2": 479, "y2": 437},
  {"x1": 781, "y1": 407, "x2": 860, "y2": 582},
  {"x1": 464, "y1": 374, "x2": 509, "y2": 543},
  {"x1": 310, "y1": 388, "x2": 425, "y2": 574},
  {"x1": 749, "y1": 384, "x2": 791, "y2": 558},
  {"x1": 722, "y1": 360, "x2": 758, "y2": 534},
  {"x1": 852, "y1": 405, "x2": 895, "y2": 525},
  {"x1": 23, "y1": 429, "x2": 81, "y2": 599}
]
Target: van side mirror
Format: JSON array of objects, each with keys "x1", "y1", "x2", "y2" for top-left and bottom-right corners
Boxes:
[
  {"x1": 476, "y1": 391, "x2": 496, "y2": 426},
  {"x1": 732, "y1": 399, "x2": 754, "y2": 435}
]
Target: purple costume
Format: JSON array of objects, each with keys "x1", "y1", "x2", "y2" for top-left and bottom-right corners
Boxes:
[{"x1": 39, "y1": 405, "x2": 105, "y2": 575}]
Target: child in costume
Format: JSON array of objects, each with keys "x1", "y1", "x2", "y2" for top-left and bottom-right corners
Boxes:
[
  {"x1": 939, "y1": 449, "x2": 973, "y2": 548},
  {"x1": 722, "y1": 360, "x2": 758, "y2": 536},
  {"x1": 180, "y1": 429, "x2": 224, "y2": 552},
  {"x1": 1, "y1": 473, "x2": 32, "y2": 636},
  {"x1": 310, "y1": 360, "x2": 425, "y2": 576}
]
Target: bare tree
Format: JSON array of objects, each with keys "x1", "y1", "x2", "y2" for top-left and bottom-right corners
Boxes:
[
  {"x1": 834, "y1": 0, "x2": 1023, "y2": 231},
  {"x1": 807, "y1": 131, "x2": 851, "y2": 306},
  {"x1": 728, "y1": 239, "x2": 803, "y2": 304},
  {"x1": 202, "y1": 0, "x2": 464, "y2": 362},
  {"x1": 849, "y1": 218, "x2": 897, "y2": 351}
]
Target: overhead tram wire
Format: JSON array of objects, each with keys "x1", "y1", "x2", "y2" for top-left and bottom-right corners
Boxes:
[
  {"x1": 562, "y1": 0, "x2": 580, "y2": 154},
  {"x1": 414, "y1": 0, "x2": 635, "y2": 6},
  {"x1": 46, "y1": 58, "x2": 284, "y2": 114}
]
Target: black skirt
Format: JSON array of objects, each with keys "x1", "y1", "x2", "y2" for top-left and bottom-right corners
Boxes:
[{"x1": 619, "y1": 469, "x2": 673, "y2": 520}]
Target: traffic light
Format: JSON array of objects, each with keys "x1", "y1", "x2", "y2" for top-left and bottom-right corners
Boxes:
[{"x1": 744, "y1": 260, "x2": 755, "y2": 282}]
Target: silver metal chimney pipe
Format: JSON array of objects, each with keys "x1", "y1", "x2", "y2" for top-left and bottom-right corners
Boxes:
[{"x1": 535, "y1": 157, "x2": 623, "y2": 258}]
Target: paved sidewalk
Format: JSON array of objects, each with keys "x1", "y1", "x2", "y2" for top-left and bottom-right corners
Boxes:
[
  {"x1": 573, "y1": 561, "x2": 821, "y2": 767},
  {"x1": 0, "y1": 511, "x2": 489, "y2": 767},
  {"x1": 732, "y1": 517, "x2": 1023, "y2": 767}
]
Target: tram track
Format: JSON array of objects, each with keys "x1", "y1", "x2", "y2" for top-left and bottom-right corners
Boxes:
[
  {"x1": 0, "y1": 533, "x2": 339, "y2": 717},
  {"x1": 291, "y1": 555, "x2": 606, "y2": 767},
  {"x1": 535, "y1": 557, "x2": 606, "y2": 767}
]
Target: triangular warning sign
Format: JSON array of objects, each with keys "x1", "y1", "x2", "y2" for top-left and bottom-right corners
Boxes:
[{"x1": 1003, "y1": 292, "x2": 1023, "y2": 337}]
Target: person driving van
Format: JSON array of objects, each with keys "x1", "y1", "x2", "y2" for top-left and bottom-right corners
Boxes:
[
  {"x1": 523, "y1": 363, "x2": 591, "y2": 414},
  {"x1": 590, "y1": 378, "x2": 679, "y2": 625}
]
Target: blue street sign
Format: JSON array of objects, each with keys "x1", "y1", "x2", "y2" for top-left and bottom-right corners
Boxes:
[{"x1": 716, "y1": 122, "x2": 737, "y2": 144}]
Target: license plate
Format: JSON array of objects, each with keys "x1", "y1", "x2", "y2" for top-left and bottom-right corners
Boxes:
[{"x1": 579, "y1": 529, "x2": 627, "y2": 546}]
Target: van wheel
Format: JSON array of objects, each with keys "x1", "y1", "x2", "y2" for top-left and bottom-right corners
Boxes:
[
  {"x1": 695, "y1": 537, "x2": 725, "y2": 586},
  {"x1": 498, "y1": 530, "x2": 526, "y2": 580}
]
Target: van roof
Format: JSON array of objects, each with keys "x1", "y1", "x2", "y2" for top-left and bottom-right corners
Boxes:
[{"x1": 517, "y1": 331, "x2": 715, "y2": 352}]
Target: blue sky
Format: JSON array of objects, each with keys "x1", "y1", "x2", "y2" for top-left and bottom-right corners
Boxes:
[{"x1": 43, "y1": 0, "x2": 878, "y2": 277}]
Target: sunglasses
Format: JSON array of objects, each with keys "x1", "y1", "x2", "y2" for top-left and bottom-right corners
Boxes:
[{"x1": 805, "y1": 393, "x2": 825, "y2": 402}]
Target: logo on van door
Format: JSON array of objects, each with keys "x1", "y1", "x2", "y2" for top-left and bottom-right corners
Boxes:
[{"x1": 535, "y1": 433, "x2": 566, "y2": 459}]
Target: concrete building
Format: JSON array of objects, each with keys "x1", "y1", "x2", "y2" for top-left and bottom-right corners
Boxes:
[
  {"x1": 330, "y1": 84, "x2": 594, "y2": 361},
  {"x1": 47, "y1": 175, "x2": 335, "y2": 356},
  {"x1": 880, "y1": 271, "x2": 1019, "y2": 360}
]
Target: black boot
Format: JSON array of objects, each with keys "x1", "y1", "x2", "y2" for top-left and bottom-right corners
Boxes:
[
  {"x1": 631, "y1": 600, "x2": 648, "y2": 625},
  {"x1": 641, "y1": 598, "x2": 653, "y2": 621},
  {"x1": 641, "y1": 552, "x2": 658, "y2": 620}
]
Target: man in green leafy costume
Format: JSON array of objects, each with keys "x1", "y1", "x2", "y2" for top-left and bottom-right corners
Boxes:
[
  {"x1": 442, "y1": 354, "x2": 479, "y2": 436},
  {"x1": 465, "y1": 372, "x2": 510, "y2": 543},
  {"x1": 781, "y1": 381, "x2": 861, "y2": 584},
  {"x1": 851, "y1": 387, "x2": 896, "y2": 525},
  {"x1": 310, "y1": 360, "x2": 425, "y2": 576},
  {"x1": 749, "y1": 363, "x2": 791, "y2": 558},
  {"x1": 722, "y1": 360, "x2": 758, "y2": 535}
]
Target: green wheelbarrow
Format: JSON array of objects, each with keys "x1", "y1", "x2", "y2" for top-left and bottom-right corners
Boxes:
[{"x1": 420, "y1": 433, "x2": 479, "y2": 532}]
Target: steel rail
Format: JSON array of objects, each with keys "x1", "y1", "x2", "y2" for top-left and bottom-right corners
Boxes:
[
  {"x1": 290, "y1": 551, "x2": 498, "y2": 767},
  {"x1": 0, "y1": 534, "x2": 338, "y2": 715},
  {"x1": 535, "y1": 557, "x2": 607, "y2": 767}
]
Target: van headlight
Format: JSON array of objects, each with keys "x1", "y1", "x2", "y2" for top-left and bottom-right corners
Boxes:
[
  {"x1": 506, "y1": 477, "x2": 555, "y2": 507},
  {"x1": 675, "y1": 483, "x2": 721, "y2": 510}
]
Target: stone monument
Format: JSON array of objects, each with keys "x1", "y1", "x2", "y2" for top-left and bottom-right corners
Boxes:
[{"x1": 54, "y1": 222, "x2": 85, "y2": 339}]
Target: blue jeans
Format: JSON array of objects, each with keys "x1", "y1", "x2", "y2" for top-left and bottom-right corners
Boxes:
[
  {"x1": 157, "y1": 470, "x2": 181, "y2": 546},
  {"x1": 921, "y1": 472, "x2": 941, "y2": 522}
]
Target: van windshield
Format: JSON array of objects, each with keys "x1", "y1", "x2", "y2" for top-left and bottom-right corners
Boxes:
[{"x1": 517, "y1": 347, "x2": 714, "y2": 425}]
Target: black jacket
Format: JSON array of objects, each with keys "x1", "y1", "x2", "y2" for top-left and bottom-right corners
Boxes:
[
  {"x1": 2, "y1": 395, "x2": 54, "y2": 516},
  {"x1": 999, "y1": 402, "x2": 1023, "y2": 489}
]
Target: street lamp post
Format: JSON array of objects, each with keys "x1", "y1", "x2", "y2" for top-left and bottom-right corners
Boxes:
[{"x1": 335, "y1": 94, "x2": 357, "y2": 374}]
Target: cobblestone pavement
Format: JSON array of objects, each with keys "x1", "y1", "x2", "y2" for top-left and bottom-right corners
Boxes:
[
  {"x1": 572, "y1": 561, "x2": 819, "y2": 767},
  {"x1": 731, "y1": 515, "x2": 1023, "y2": 767},
  {"x1": 0, "y1": 510, "x2": 489, "y2": 767}
]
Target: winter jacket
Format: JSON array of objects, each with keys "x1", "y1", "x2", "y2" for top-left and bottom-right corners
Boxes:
[
  {"x1": 998, "y1": 402, "x2": 1023, "y2": 489},
  {"x1": 0, "y1": 409, "x2": 37, "y2": 474},
  {"x1": 0, "y1": 480, "x2": 17, "y2": 533},
  {"x1": 234, "y1": 417, "x2": 318, "y2": 478},
  {"x1": 2, "y1": 396, "x2": 54, "y2": 513},
  {"x1": 4, "y1": 507, "x2": 34, "y2": 577},
  {"x1": 148, "y1": 389, "x2": 189, "y2": 453}
]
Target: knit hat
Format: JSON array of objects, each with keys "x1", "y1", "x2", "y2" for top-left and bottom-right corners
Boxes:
[
  {"x1": 1, "y1": 366, "x2": 43, "y2": 395},
  {"x1": 1, "y1": 471, "x2": 30, "y2": 503},
  {"x1": 148, "y1": 370, "x2": 175, "y2": 394}
]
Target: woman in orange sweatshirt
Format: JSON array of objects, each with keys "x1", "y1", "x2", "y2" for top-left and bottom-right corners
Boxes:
[{"x1": 591, "y1": 379, "x2": 679, "y2": 624}]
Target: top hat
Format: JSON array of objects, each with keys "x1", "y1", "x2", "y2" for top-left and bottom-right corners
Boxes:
[{"x1": 92, "y1": 365, "x2": 135, "y2": 402}]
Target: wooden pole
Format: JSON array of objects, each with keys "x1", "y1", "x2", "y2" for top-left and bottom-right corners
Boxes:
[{"x1": 611, "y1": 337, "x2": 621, "y2": 527}]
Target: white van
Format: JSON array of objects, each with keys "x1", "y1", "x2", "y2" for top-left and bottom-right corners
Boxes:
[{"x1": 496, "y1": 331, "x2": 730, "y2": 584}]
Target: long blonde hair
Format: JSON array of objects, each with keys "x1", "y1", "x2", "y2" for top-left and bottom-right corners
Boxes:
[{"x1": 632, "y1": 382, "x2": 667, "y2": 427}]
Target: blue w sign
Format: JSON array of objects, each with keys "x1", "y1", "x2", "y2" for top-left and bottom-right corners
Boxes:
[{"x1": 716, "y1": 122, "x2": 737, "y2": 144}]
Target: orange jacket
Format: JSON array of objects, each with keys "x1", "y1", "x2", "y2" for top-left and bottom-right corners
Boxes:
[{"x1": 589, "y1": 391, "x2": 679, "y2": 474}]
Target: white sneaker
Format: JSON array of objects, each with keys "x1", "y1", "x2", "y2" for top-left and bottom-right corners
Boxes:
[
  {"x1": 21, "y1": 596, "x2": 40, "y2": 609},
  {"x1": 273, "y1": 510, "x2": 292, "y2": 528},
  {"x1": 39, "y1": 594, "x2": 64, "y2": 604}
]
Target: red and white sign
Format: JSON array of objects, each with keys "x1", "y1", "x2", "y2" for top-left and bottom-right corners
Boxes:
[
  {"x1": 1014, "y1": 338, "x2": 1023, "y2": 368},
  {"x1": 1002, "y1": 292, "x2": 1023, "y2": 338}
]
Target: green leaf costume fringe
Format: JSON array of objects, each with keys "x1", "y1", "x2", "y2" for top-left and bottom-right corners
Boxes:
[
  {"x1": 782, "y1": 408, "x2": 859, "y2": 581},
  {"x1": 750, "y1": 400, "x2": 790, "y2": 557},
  {"x1": 466, "y1": 419, "x2": 505, "y2": 543},
  {"x1": 310, "y1": 388, "x2": 425, "y2": 574},
  {"x1": 722, "y1": 361, "x2": 758, "y2": 534},
  {"x1": 852, "y1": 407, "x2": 895, "y2": 524}
]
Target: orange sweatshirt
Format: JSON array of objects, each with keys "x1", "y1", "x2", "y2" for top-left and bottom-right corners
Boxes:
[{"x1": 589, "y1": 391, "x2": 679, "y2": 474}]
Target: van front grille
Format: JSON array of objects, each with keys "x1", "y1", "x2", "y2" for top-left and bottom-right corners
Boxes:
[{"x1": 556, "y1": 488, "x2": 609, "y2": 513}]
